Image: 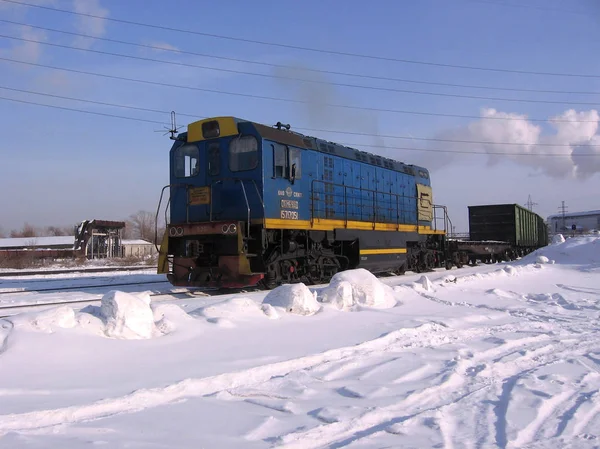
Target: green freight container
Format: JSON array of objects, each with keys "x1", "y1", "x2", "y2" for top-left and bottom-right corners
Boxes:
[{"x1": 468, "y1": 204, "x2": 546, "y2": 248}]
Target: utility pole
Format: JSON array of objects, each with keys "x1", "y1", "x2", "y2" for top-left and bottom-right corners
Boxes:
[
  {"x1": 558, "y1": 201, "x2": 568, "y2": 231},
  {"x1": 525, "y1": 195, "x2": 538, "y2": 211}
]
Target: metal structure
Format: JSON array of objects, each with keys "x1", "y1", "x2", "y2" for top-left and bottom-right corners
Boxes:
[{"x1": 73, "y1": 219, "x2": 126, "y2": 259}]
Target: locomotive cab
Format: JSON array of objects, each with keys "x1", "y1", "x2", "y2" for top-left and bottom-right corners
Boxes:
[{"x1": 160, "y1": 117, "x2": 268, "y2": 288}]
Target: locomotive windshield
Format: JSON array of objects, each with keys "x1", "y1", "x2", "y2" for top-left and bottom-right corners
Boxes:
[{"x1": 174, "y1": 143, "x2": 200, "y2": 178}]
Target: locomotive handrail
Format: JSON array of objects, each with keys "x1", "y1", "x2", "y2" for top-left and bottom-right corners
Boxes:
[
  {"x1": 238, "y1": 181, "x2": 251, "y2": 238},
  {"x1": 250, "y1": 180, "x2": 265, "y2": 212},
  {"x1": 209, "y1": 180, "x2": 221, "y2": 222},
  {"x1": 155, "y1": 183, "x2": 186, "y2": 252},
  {"x1": 310, "y1": 179, "x2": 435, "y2": 228},
  {"x1": 432, "y1": 204, "x2": 453, "y2": 235},
  {"x1": 208, "y1": 178, "x2": 264, "y2": 236}
]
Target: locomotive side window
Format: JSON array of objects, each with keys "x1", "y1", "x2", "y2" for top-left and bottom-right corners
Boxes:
[
  {"x1": 174, "y1": 143, "x2": 200, "y2": 178},
  {"x1": 288, "y1": 147, "x2": 302, "y2": 179},
  {"x1": 208, "y1": 142, "x2": 220, "y2": 176},
  {"x1": 229, "y1": 135, "x2": 258, "y2": 172},
  {"x1": 273, "y1": 144, "x2": 286, "y2": 178}
]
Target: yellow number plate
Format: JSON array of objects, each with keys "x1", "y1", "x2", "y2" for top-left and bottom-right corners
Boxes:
[{"x1": 189, "y1": 186, "x2": 211, "y2": 205}]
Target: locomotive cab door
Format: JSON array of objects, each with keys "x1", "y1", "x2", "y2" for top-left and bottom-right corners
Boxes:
[
  {"x1": 271, "y1": 143, "x2": 304, "y2": 221},
  {"x1": 416, "y1": 184, "x2": 433, "y2": 224}
]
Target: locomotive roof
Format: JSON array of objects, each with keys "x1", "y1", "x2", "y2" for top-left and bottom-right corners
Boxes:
[{"x1": 183, "y1": 116, "x2": 430, "y2": 178}]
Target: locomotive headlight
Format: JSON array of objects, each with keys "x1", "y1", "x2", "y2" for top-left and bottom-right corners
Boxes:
[
  {"x1": 221, "y1": 223, "x2": 237, "y2": 234},
  {"x1": 170, "y1": 226, "x2": 184, "y2": 236}
]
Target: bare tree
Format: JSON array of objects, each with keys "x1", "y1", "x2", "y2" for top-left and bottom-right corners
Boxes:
[
  {"x1": 45, "y1": 225, "x2": 72, "y2": 236},
  {"x1": 10, "y1": 223, "x2": 38, "y2": 238},
  {"x1": 128, "y1": 210, "x2": 156, "y2": 242},
  {"x1": 121, "y1": 220, "x2": 135, "y2": 240}
]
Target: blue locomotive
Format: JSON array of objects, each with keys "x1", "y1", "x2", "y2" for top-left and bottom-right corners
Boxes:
[{"x1": 157, "y1": 116, "x2": 459, "y2": 288}]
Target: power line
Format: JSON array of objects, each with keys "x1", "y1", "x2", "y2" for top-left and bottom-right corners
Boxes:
[
  {"x1": 0, "y1": 94, "x2": 597, "y2": 157},
  {"x1": 2, "y1": 57, "x2": 599, "y2": 124},
  {"x1": 0, "y1": 95, "x2": 166, "y2": 124},
  {"x1": 3, "y1": 19, "x2": 599, "y2": 97},
  {"x1": 338, "y1": 141, "x2": 598, "y2": 157},
  {"x1": 0, "y1": 85, "x2": 173, "y2": 116},
  {"x1": 467, "y1": 0, "x2": 588, "y2": 15},
  {"x1": 3, "y1": 0, "x2": 600, "y2": 79},
  {"x1": 3, "y1": 33, "x2": 600, "y2": 108},
  {"x1": 3, "y1": 84, "x2": 597, "y2": 148},
  {"x1": 299, "y1": 126, "x2": 593, "y2": 148}
]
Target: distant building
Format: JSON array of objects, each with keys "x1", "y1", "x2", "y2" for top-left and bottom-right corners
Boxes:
[
  {"x1": 121, "y1": 239, "x2": 156, "y2": 258},
  {"x1": 0, "y1": 236, "x2": 74, "y2": 250},
  {"x1": 547, "y1": 210, "x2": 600, "y2": 233},
  {"x1": 0, "y1": 220, "x2": 158, "y2": 262}
]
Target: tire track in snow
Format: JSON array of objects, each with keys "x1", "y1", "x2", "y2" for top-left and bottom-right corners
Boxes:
[
  {"x1": 415, "y1": 289, "x2": 583, "y2": 327},
  {"x1": 571, "y1": 390, "x2": 600, "y2": 438},
  {"x1": 0, "y1": 320, "x2": 551, "y2": 436},
  {"x1": 0, "y1": 322, "x2": 479, "y2": 435},
  {"x1": 508, "y1": 389, "x2": 576, "y2": 448},
  {"x1": 275, "y1": 333, "x2": 598, "y2": 449}
]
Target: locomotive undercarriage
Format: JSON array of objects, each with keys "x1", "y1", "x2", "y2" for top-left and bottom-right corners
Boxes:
[
  {"x1": 250, "y1": 228, "x2": 467, "y2": 289},
  {"x1": 165, "y1": 223, "x2": 469, "y2": 289},
  {"x1": 251, "y1": 229, "x2": 353, "y2": 289}
]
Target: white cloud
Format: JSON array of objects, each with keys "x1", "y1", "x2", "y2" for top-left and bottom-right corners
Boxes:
[
  {"x1": 0, "y1": 25, "x2": 47, "y2": 64},
  {"x1": 146, "y1": 41, "x2": 180, "y2": 53},
  {"x1": 411, "y1": 108, "x2": 600, "y2": 180},
  {"x1": 0, "y1": 0, "x2": 56, "y2": 11},
  {"x1": 72, "y1": 0, "x2": 109, "y2": 49}
]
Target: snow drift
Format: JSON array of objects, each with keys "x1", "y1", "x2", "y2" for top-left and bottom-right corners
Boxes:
[
  {"x1": 263, "y1": 283, "x2": 321, "y2": 316},
  {"x1": 524, "y1": 235, "x2": 600, "y2": 265},
  {"x1": 195, "y1": 297, "x2": 274, "y2": 326},
  {"x1": 9, "y1": 291, "x2": 192, "y2": 340},
  {"x1": 100, "y1": 290, "x2": 157, "y2": 339},
  {"x1": 319, "y1": 269, "x2": 397, "y2": 310}
]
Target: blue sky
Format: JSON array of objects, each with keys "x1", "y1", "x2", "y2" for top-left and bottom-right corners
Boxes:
[{"x1": 1, "y1": 0, "x2": 599, "y2": 233}]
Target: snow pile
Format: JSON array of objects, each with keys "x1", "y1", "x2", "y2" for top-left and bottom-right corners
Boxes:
[
  {"x1": 100, "y1": 291, "x2": 157, "y2": 339},
  {"x1": 9, "y1": 291, "x2": 194, "y2": 340},
  {"x1": 196, "y1": 297, "x2": 271, "y2": 326},
  {"x1": 29, "y1": 306, "x2": 77, "y2": 333},
  {"x1": 261, "y1": 303, "x2": 280, "y2": 320},
  {"x1": 417, "y1": 275, "x2": 435, "y2": 291},
  {"x1": 0, "y1": 319, "x2": 12, "y2": 354},
  {"x1": 320, "y1": 269, "x2": 397, "y2": 310},
  {"x1": 552, "y1": 234, "x2": 566, "y2": 244},
  {"x1": 263, "y1": 283, "x2": 321, "y2": 316},
  {"x1": 536, "y1": 255, "x2": 552, "y2": 264},
  {"x1": 523, "y1": 236, "x2": 600, "y2": 265},
  {"x1": 153, "y1": 303, "x2": 198, "y2": 334}
]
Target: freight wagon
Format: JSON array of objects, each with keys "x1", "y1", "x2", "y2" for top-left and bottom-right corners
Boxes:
[{"x1": 454, "y1": 204, "x2": 548, "y2": 264}]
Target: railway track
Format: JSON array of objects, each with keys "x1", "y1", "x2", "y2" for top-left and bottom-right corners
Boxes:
[
  {"x1": 0, "y1": 277, "x2": 266, "y2": 319},
  {"x1": 0, "y1": 279, "x2": 171, "y2": 296},
  {"x1": 0, "y1": 288, "x2": 211, "y2": 319},
  {"x1": 0, "y1": 266, "x2": 158, "y2": 278}
]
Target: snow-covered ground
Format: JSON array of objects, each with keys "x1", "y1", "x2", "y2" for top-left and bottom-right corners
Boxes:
[
  {"x1": 0, "y1": 269, "x2": 170, "y2": 309},
  {"x1": 0, "y1": 235, "x2": 599, "y2": 448}
]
